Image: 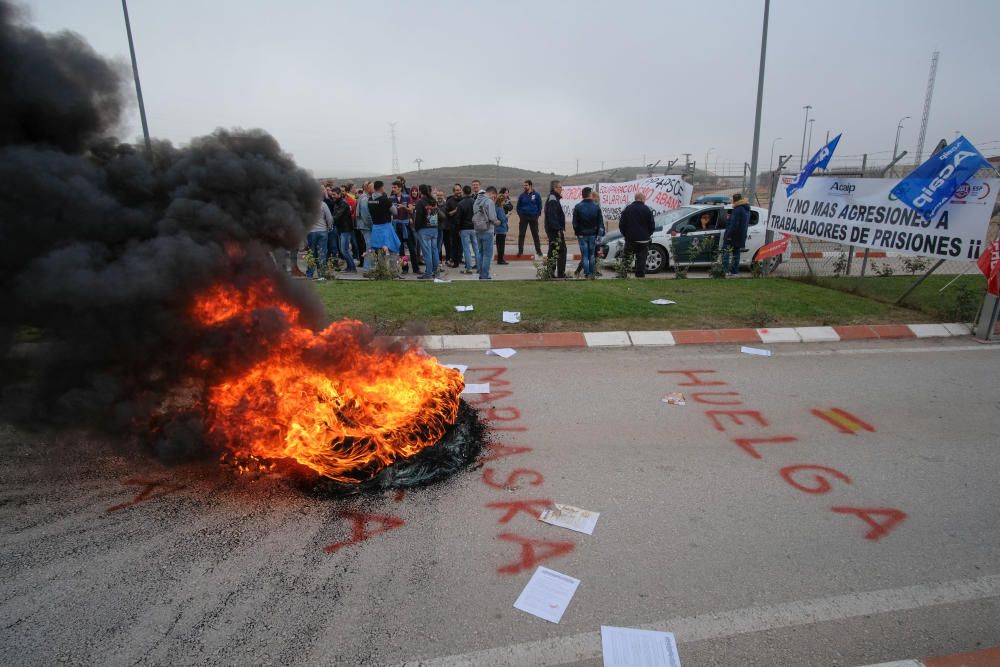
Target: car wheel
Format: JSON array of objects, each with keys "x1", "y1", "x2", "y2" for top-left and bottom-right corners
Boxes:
[{"x1": 646, "y1": 245, "x2": 666, "y2": 273}]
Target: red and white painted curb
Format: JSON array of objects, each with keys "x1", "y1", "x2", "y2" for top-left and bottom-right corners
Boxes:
[
  {"x1": 380, "y1": 322, "x2": 975, "y2": 351},
  {"x1": 857, "y1": 646, "x2": 1000, "y2": 666}
]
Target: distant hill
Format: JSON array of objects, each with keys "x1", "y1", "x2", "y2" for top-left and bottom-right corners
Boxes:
[
  {"x1": 323, "y1": 162, "x2": 719, "y2": 193},
  {"x1": 329, "y1": 164, "x2": 562, "y2": 194}
]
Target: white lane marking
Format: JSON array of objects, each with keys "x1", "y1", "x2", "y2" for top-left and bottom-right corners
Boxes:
[{"x1": 397, "y1": 574, "x2": 1000, "y2": 667}]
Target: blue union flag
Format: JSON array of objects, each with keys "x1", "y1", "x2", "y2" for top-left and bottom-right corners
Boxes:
[
  {"x1": 786, "y1": 133, "x2": 842, "y2": 198},
  {"x1": 891, "y1": 135, "x2": 991, "y2": 220}
]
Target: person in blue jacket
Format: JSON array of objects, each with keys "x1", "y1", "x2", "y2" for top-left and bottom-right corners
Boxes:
[
  {"x1": 516, "y1": 179, "x2": 544, "y2": 257},
  {"x1": 494, "y1": 190, "x2": 511, "y2": 264},
  {"x1": 572, "y1": 186, "x2": 605, "y2": 278}
]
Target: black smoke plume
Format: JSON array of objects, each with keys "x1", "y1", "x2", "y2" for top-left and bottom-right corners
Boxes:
[{"x1": 0, "y1": 1, "x2": 323, "y2": 457}]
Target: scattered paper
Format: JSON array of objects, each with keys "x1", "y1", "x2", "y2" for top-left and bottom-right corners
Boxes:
[
  {"x1": 513, "y1": 566, "x2": 580, "y2": 624},
  {"x1": 486, "y1": 347, "x2": 517, "y2": 359},
  {"x1": 601, "y1": 626, "x2": 682, "y2": 667},
  {"x1": 538, "y1": 504, "x2": 600, "y2": 535},
  {"x1": 443, "y1": 364, "x2": 468, "y2": 375},
  {"x1": 662, "y1": 392, "x2": 686, "y2": 406},
  {"x1": 650, "y1": 299, "x2": 676, "y2": 305},
  {"x1": 434, "y1": 278, "x2": 452, "y2": 283},
  {"x1": 740, "y1": 346, "x2": 772, "y2": 357},
  {"x1": 454, "y1": 305, "x2": 474, "y2": 312},
  {"x1": 502, "y1": 311, "x2": 522, "y2": 323},
  {"x1": 461, "y1": 383, "x2": 489, "y2": 394}
]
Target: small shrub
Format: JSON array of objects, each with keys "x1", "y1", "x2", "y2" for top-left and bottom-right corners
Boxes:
[
  {"x1": 831, "y1": 252, "x2": 848, "y2": 277},
  {"x1": 748, "y1": 299, "x2": 775, "y2": 328},
  {"x1": 613, "y1": 250, "x2": 634, "y2": 279},
  {"x1": 368, "y1": 314, "x2": 403, "y2": 335},
  {"x1": 870, "y1": 261, "x2": 895, "y2": 277},
  {"x1": 750, "y1": 261, "x2": 765, "y2": 278},
  {"x1": 902, "y1": 256, "x2": 931, "y2": 275},
  {"x1": 366, "y1": 249, "x2": 402, "y2": 280},
  {"x1": 520, "y1": 318, "x2": 547, "y2": 333},
  {"x1": 950, "y1": 285, "x2": 980, "y2": 323},
  {"x1": 534, "y1": 252, "x2": 558, "y2": 280}
]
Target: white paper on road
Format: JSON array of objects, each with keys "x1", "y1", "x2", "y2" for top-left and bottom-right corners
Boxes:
[
  {"x1": 502, "y1": 311, "x2": 522, "y2": 323},
  {"x1": 650, "y1": 299, "x2": 676, "y2": 305},
  {"x1": 443, "y1": 364, "x2": 468, "y2": 375},
  {"x1": 454, "y1": 305, "x2": 474, "y2": 312},
  {"x1": 486, "y1": 347, "x2": 517, "y2": 359},
  {"x1": 662, "y1": 392, "x2": 686, "y2": 406},
  {"x1": 740, "y1": 346, "x2": 772, "y2": 357},
  {"x1": 601, "y1": 626, "x2": 681, "y2": 667},
  {"x1": 434, "y1": 278, "x2": 452, "y2": 283},
  {"x1": 513, "y1": 566, "x2": 580, "y2": 623},
  {"x1": 461, "y1": 383, "x2": 489, "y2": 394},
  {"x1": 538, "y1": 504, "x2": 600, "y2": 535}
]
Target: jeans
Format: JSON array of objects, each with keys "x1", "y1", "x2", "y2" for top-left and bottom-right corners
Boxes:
[
  {"x1": 578, "y1": 235, "x2": 597, "y2": 276},
  {"x1": 417, "y1": 227, "x2": 440, "y2": 278},
  {"x1": 518, "y1": 215, "x2": 542, "y2": 255},
  {"x1": 546, "y1": 230, "x2": 567, "y2": 278},
  {"x1": 305, "y1": 230, "x2": 328, "y2": 278},
  {"x1": 359, "y1": 229, "x2": 372, "y2": 269},
  {"x1": 459, "y1": 229, "x2": 477, "y2": 270},
  {"x1": 475, "y1": 230, "x2": 494, "y2": 279},
  {"x1": 495, "y1": 233, "x2": 507, "y2": 262},
  {"x1": 326, "y1": 231, "x2": 343, "y2": 262},
  {"x1": 397, "y1": 221, "x2": 419, "y2": 269},
  {"x1": 723, "y1": 244, "x2": 742, "y2": 274},
  {"x1": 339, "y1": 232, "x2": 357, "y2": 272}
]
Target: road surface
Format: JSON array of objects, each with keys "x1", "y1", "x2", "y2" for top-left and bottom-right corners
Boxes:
[{"x1": 2, "y1": 338, "x2": 999, "y2": 665}]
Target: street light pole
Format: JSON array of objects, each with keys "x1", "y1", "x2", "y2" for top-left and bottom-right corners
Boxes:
[
  {"x1": 893, "y1": 115, "x2": 911, "y2": 159},
  {"x1": 799, "y1": 104, "x2": 812, "y2": 170},
  {"x1": 768, "y1": 137, "x2": 782, "y2": 175},
  {"x1": 705, "y1": 147, "x2": 715, "y2": 177},
  {"x1": 121, "y1": 0, "x2": 152, "y2": 158},
  {"x1": 806, "y1": 118, "x2": 815, "y2": 157},
  {"x1": 745, "y1": 0, "x2": 770, "y2": 205}
]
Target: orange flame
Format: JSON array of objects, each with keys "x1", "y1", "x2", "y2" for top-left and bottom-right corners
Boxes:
[{"x1": 190, "y1": 281, "x2": 463, "y2": 483}]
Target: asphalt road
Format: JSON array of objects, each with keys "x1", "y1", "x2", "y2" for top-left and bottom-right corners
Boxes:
[{"x1": 2, "y1": 338, "x2": 999, "y2": 666}]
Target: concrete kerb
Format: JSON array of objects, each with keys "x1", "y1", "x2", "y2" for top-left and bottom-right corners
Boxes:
[{"x1": 380, "y1": 323, "x2": 975, "y2": 352}]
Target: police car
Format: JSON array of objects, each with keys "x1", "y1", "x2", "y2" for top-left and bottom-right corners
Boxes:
[{"x1": 599, "y1": 204, "x2": 770, "y2": 273}]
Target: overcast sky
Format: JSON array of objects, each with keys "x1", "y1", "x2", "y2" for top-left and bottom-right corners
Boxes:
[{"x1": 19, "y1": 0, "x2": 1000, "y2": 177}]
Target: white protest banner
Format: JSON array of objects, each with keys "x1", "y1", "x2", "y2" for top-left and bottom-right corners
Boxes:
[
  {"x1": 559, "y1": 184, "x2": 594, "y2": 223},
  {"x1": 597, "y1": 176, "x2": 693, "y2": 223},
  {"x1": 768, "y1": 176, "x2": 998, "y2": 261}
]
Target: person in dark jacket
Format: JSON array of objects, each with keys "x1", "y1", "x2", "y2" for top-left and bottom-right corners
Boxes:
[
  {"x1": 444, "y1": 183, "x2": 463, "y2": 267},
  {"x1": 329, "y1": 187, "x2": 356, "y2": 273},
  {"x1": 724, "y1": 192, "x2": 750, "y2": 275},
  {"x1": 457, "y1": 185, "x2": 477, "y2": 273},
  {"x1": 618, "y1": 192, "x2": 655, "y2": 277},
  {"x1": 572, "y1": 186, "x2": 605, "y2": 278},
  {"x1": 516, "y1": 179, "x2": 544, "y2": 257},
  {"x1": 544, "y1": 180, "x2": 567, "y2": 278}
]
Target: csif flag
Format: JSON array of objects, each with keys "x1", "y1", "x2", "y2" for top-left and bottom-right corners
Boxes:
[
  {"x1": 978, "y1": 237, "x2": 999, "y2": 296},
  {"x1": 786, "y1": 133, "x2": 842, "y2": 198},
  {"x1": 890, "y1": 135, "x2": 991, "y2": 221}
]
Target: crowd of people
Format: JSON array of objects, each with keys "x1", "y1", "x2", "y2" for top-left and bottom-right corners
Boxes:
[
  {"x1": 284, "y1": 177, "x2": 750, "y2": 280},
  {"x1": 282, "y1": 177, "x2": 629, "y2": 281}
]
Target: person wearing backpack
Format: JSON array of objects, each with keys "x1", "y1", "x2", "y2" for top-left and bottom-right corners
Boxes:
[
  {"x1": 414, "y1": 184, "x2": 441, "y2": 280},
  {"x1": 472, "y1": 186, "x2": 500, "y2": 280}
]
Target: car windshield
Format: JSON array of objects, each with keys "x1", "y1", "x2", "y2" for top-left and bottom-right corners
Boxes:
[{"x1": 653, "y1": 206, "x2": 697, "y2": 230}]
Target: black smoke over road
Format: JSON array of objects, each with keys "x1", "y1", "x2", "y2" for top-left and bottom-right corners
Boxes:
[{"x1": 0, "y1": 1, "x2": 321, "y2": 456}]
